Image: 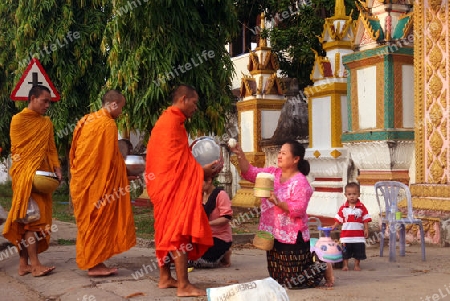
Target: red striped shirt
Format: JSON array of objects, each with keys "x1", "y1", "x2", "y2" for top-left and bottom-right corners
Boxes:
[{"x1": 334, "y1": 200, "x2": 371, "y2": 243}]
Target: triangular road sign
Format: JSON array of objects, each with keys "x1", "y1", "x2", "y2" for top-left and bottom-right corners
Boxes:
[{"x1": 10, "y1": 58, "x2": 60, "y2": 102}]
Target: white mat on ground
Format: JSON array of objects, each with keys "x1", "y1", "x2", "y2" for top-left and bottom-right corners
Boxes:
[{"x1": 207, "y1": 277, "x2": 289, "y2": 301}]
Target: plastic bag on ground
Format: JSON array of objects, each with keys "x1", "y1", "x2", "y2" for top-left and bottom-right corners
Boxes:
[{"x1": 207, "y1": 277, "x2": 290, "y2": 301}]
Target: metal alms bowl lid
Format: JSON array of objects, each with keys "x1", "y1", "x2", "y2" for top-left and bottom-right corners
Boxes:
[
  {"x1": 125, "y1": 155, "x2": 145, "y2": 165},
  {"x1": 35, "y1": 170, "x2": 58, "y2": 178},
  {"x1": 125, "y1": 155, "x2": 145, "y2": 176},
  {"x1": 190, "y1": 136, "x2": 222, "y2": 167}
]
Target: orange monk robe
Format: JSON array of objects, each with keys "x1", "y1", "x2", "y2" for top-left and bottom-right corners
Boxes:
[
  {"x1": 69, "y1": 108, "x2": 136, "y2": 270},
  {"x1": 3, "y1": 108, "x2": 60, "y2": 253},
  {"x1": 146, "y1": 106, "x2": 213, "y2": 265}
]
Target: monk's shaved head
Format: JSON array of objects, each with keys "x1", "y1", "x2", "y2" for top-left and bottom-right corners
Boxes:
[
  {"x1": 28, "y1": 85, "x2": 51, "y2": 102},
  {"x1": 102, "y1": 89, "x2": 124, "y2": 105},
  {"x1": 170, "y1": 84, "x2": 197, "y2": 104},
  {"x1": 102, "y1": 89, "x2": 126, "y2": 119},
  {"x1": 170, "y1": 84, "x2": 199, "y2": 118}
]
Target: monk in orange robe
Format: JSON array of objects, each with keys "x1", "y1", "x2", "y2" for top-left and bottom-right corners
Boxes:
[
  {"x1": 3, "y1": 85, "x2": 62, "y2": 277},
  {"x1": 146, "y1": 84, "x2": 222, "y2": 297},
  {"x1": 69, "y1": 90, "x2": 136, "y2": 276}
]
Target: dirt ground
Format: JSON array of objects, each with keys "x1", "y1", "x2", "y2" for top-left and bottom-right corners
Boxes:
[
  {"x1": 226, "y1": 208, "x2": 450, "y2": 301},
  {"x1": 108, "y1": 242, "x2": 450, "y2": 301},
  {"x1": 1, "y1": 219, "x2": 449, "y2": 301}
]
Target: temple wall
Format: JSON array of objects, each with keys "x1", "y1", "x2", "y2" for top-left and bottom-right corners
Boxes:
[
  {"x1": 412, "y1": 0, "x2": 450, "y2": 246},
  {"x1": 414, "y1": 0, "x2": 450, "y2": 184},
  {"x1": 311, "y1": 97, "x2": 331, "y2": 148}
]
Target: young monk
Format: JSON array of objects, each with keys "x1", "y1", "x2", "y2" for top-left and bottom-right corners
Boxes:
[
  {"x1": 3, "y1": 85, "x2": 62, "y2": 277},
  {"x1": 69, "y1": 90, "x2": 136, "y2": 276},
  {"x1": 145, "y1": 84, "x2": 222, "y2": 297}
]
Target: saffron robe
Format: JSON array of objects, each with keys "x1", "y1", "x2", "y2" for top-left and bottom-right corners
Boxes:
[
  {"x1": 146, "y1": 106, "x2": 213, "y2": 265},
  {"x1": 69, "y1": 108, "x2": 136, "y2": 270},
  {"x1": 3, "y1": 108, "x2": 60, "y2": 253}
]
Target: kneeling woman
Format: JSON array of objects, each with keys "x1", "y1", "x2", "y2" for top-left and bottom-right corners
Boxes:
[
  {"x1": 190, "y1": 177, "x2": 233, "y2": 268},
  {"x1": 230, "y1": 140, "x2": 334, "y2": 288}
]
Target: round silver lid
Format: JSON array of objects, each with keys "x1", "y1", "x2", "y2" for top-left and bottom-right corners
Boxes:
[
  {"x1": 190, "y1": 136, "x2": 222, "y2": 166},
  {"x1": 35, "y1": 170, "x2": 58, "y2": 178}
]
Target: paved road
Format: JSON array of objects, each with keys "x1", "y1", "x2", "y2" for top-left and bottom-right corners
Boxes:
[{"x1": 0, "y1": 220, "x2": 449, "y2": 301}]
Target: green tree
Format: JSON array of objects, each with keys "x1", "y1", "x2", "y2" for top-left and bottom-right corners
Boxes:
[
  {"x1": 0, "y1": 1, "x2": 19, "y2": 160},
  {"x1": 101, "y1": 0, "x2": 239, "y2": 137},
  {"x1": 0, "y1": 1, "x2": 110, "y2": 167},
  {"x1": 264, "y1": 0, "x2": 326, "y2": 89},
  {"x1": 232, "y1": 0, "x2": 266, "y2": 55},
  {"x1": 1, "y1": 0, "x2": 240, "y2": 162}
]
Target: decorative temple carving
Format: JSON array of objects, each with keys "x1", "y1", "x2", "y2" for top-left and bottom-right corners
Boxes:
[
  {"x1": 310, "y1": 50, "x2": 333, "y2": 81},
  {"x1": 239, "y1": 74, "x2": 257, "y2": 98},
  {"x1": 248, "y1": 50, "x2": 279, "y2": 72},
  {"x1": 353, "y1": 0, "x2": 413, "y2": 50},
  {"x1": 320, "y1": 0, "x2": 355, "y2": 44},
  {"x1": 239, "y1": 12, "x2": 286, "y2": 100}
]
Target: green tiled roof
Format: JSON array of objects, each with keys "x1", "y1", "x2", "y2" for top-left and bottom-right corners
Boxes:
[
  {"x1": 368, "y1": 19, "x2": 385, "y2": 40},
  {"x1": 393, "y1": 16, "x2": 411, "y2": 39}
]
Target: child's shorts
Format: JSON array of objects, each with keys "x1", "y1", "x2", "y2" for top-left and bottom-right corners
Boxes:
[{"x1": 342, "y1": 242, "x2": 367, "y2": 260}]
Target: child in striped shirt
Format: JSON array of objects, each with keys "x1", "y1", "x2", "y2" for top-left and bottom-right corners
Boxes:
[{"x1": 332, "y1": 182, "x2": 371, "y2": 271}]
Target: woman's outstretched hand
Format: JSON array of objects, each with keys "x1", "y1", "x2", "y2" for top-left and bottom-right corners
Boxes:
[
  {"x1": 228, "y1": 143, "x2": 250, "y2": 174},
  {"x1": 228, "y1": 143, "x2": 242, "y2": 155}
]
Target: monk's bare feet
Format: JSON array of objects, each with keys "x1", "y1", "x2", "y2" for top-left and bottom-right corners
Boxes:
[
  {"x1": 342, "y1": 266, "x2": 348, "y2": 271},
  {"x1": 177, "y1": 283, "x2": 206, "y2": 297},
  {"x1": 18, "y1": 265, "x2": 32, "y2": 276},
  {"x1": 88, "y1": 263, "x2": 118, "y2": 277},
  {"x1": 158, "y1": 277, "x2": 178, "y2": 289},
  {"x1": 354, "y1": 266, "x2": 361, "y2": 271},
  {"x1": 32, "y1": 265, "x2": 55, "y2": 277}
]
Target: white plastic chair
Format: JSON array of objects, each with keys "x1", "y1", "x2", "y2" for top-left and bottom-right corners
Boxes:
[{"x1": 374, "y1": 181, "x2": 426, "y2": 262}]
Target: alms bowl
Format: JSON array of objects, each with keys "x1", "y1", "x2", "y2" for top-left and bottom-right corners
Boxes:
[
  {"x1": 125, "y1": 155, "x2": 145, "y2": 176},
  {"x1": 190, "y1": 136, "x2": 222, "y2": 167},
  {"x1": 32, "y1": 171, "x2": 59, "y2": 194}
]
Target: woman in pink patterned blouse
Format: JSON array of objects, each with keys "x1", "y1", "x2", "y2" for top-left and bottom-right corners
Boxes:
[{"x1": 230, "y1": 140, "x2": 334, "y2": 288}]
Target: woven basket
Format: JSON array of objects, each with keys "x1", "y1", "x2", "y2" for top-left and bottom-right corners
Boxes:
[
  {"x1": 254, "y1": 175, "x2": 274, "y2": 198},
  {"x1": 253, "y1": 230, "x2": 274, "y2": 251}
]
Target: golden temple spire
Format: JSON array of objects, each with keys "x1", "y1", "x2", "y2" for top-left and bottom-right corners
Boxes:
[
  {"x1": 335, "y1": 0, "x2": 346, "y2": 18},
  {"x1": 261, "y1": 12, "x2": 265, "y2": 30},
  {"x1": 259, "y1": 12, "x2": 267, "y2": 47}
]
